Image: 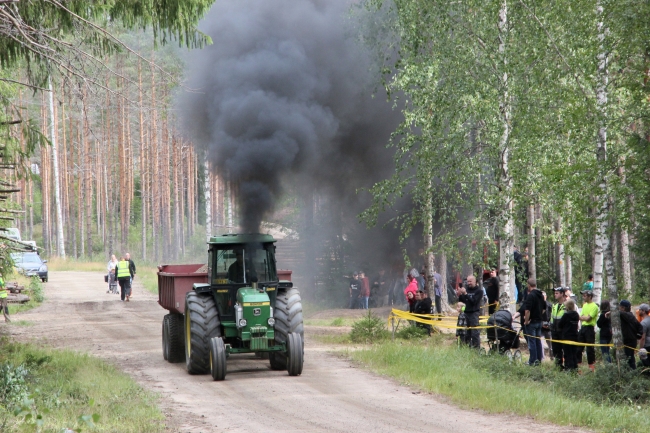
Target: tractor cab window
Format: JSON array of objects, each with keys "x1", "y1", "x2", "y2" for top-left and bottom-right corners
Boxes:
[{"x1": 212, "y1": 245, "x2": 277, "y2": 285}]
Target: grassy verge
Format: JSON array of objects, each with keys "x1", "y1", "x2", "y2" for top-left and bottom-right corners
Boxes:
[
  {"x1": 0, "y1": 339, "x2": 164, "y2": 432},
  {"x1": 304, "y1": 317, "x2": 356, "y2": 327},
  {"x1": 4, "y1": 274, "x2": 44, "y2": 315},
  {"x1": 350, "y1": 339, "x2": 646, "y2": 433}
]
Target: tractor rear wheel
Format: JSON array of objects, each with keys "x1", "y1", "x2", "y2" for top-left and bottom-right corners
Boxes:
[
  {"x1": 286, "y1": 332, "x2": 303, "y2": 376},
  {"x1": 166, "y1": 314, "x2": 185, "y2": 363},
  {"x1": 209, "y1": 337, "x2": 227, "y2": 381},
  {"x1": 184, "y1": 292, "x2": 221, "y2": 374},
  {"x1": 270, "y1": 288, "x2": 304, "y2": 370}
]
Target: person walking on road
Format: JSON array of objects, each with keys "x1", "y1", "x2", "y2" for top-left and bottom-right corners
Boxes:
[
  {"x1": 116, "y1": 256, "x2": 132, "y2": 302},
  {"x1": 0, "y1": 272, "x2": 9, "y2": 322},
  {"x1": 125, "y1": 252, "x2": 136, "y2": 287},
  {"x1": 577, "y1": 289, "x2": 599, "y2": 372},
  {"x1": 107, "y1": 254, "x2": 118, "y2": 294}
]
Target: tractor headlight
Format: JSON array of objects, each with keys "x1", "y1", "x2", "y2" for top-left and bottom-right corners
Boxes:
[
  {"x1": 238, "y1": 318, "x2": 247, "y2": 328},
  {"x1": 267, "y1": 317, "x2": 275, "y2": 327}
]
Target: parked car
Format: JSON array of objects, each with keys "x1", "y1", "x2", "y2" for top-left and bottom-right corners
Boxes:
[{"x1": 11, "y1": 252, "x2": 48, "y2": 282}]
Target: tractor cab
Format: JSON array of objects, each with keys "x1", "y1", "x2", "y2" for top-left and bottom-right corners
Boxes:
[{"x1": 206, "y1": 234, "x2": 279, "y2": 324}]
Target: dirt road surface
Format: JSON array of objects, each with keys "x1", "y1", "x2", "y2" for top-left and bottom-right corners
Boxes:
[{"x1": 6, "y1": 272, "x2": 587, "y2": 433}]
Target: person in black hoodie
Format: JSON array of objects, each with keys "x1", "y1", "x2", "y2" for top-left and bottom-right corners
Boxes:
[
  {"x1": 456, "y1": 275, "x2": 482, "y2": 348},
  {"x1": 618, "y1": 299, "x2": 642, "y2": 369},
  {"x1": 414, "y1": 289, "x2": 433, "y2": 336},
  {"x1": 484, "y1": 268, "x2": 500, "y2": 315},
  {"x1": 597, "y1": 300, "x2": 612, "y2": 363},
  {"x1": 558, "y1": 299, "x2": 580, "y2": 371}
]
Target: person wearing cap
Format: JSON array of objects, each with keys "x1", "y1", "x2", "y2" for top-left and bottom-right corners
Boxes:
[
  {"x1": 550, "y1": 287, "x2": 567, "y2": 368},
  {"x1": 456, "y1": 274, "x2": 482, "y2": 348},
  {"x1": 349, "y1": 271, "x2": 361, "y2": 309},
  {"x1": 0, "y1": 272, "x2": 9, "y2": 322},
  {"x1": 577, "y1": 289, "x2": 599, "y2": 372},
  {"x1": 618, "y1": 300, "x2": 642, "y2": 369},
  {"x1": 638, "y1": 303, "x2": 650, "y2": 367}
]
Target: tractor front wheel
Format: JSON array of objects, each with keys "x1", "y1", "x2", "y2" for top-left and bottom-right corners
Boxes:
[
  {"x1": 286, "y1": 332, "x2": 303, "y2": 376},
  {"x1": 209, "y1": 337, "x2": 227, "y2": 381},
  {"x1": 185, "y1": 292, "x2": 221, "y2": 374}
]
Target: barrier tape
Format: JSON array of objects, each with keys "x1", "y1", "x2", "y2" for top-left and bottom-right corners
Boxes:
[{"x1": 389, "y1": 308, "x2": 640, "y2": 352}]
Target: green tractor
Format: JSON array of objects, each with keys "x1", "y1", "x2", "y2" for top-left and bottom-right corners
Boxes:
[{"x1": 158, "y1": 233, "x2": 304, "y2": 380}]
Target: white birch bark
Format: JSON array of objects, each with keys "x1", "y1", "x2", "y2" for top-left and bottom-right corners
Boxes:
[
  {"x1": 424, "y1": 183, "x2": 435, "y2": 301},
  {"x1": 595, "y1": 1, "x2": 623, "y2": 362},
  {"x1": 497, "y1": 0, "x2": 515, "y2": 312},
  {"x1": 47, "y1": 76, "x2": 65, "y2": 258},
  {"x1": 527, "y1": 203, "x2": 536, "y2": 281},
  {"x1": 555, "y1": 217, "x2": 566, "y2": 287},
  {"x1": 620, "y1": 229, "x2": 632, "y2": 296}
]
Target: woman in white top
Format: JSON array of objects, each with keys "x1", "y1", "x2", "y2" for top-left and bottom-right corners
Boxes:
[{"x1": 107, "y1": 254, "x2": 118, "y2": 293}]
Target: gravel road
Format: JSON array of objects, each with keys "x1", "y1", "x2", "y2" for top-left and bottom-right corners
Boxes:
[{"x1": 6, "y1": 271, "x2": 587, "y2": 433}]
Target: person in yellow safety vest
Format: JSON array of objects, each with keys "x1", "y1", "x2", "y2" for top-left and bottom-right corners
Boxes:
[
  {"x1": 550, "y1": 287, "x2": 567, "y2": 369},
  {"x1": 0, "y1": 272, "x2": 9, "y2": 322},
  {"x1": 115, "y1": 256, "x2": 132, "y2": 302}
]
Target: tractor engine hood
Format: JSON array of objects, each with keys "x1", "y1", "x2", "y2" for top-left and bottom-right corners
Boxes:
[{"x1": 235, "y1": 287, "x2": 275, "y2": 348}]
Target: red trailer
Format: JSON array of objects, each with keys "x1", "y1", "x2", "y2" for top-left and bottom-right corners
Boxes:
[{"x1": 157, "y1": 264, "x2": 208, "y2": 314}]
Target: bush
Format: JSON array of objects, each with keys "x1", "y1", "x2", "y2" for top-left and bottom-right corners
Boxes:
[
  {"x1": 395, "y1": 324, "x2": 429, "y2": 340},
  {"x1": 0, "y1": 363, "x2": 29, "y2": 407},
  {"x1": 27, "y1": 277, "x2": 44, "y2": 303},
  {"x1": 349, "y1": 310, "x2": 389, "y2": 343}
]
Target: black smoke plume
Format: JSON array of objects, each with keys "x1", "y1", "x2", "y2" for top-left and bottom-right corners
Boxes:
[{"x1": 178, "y1": 0, "x2": 401, "y2": 234}]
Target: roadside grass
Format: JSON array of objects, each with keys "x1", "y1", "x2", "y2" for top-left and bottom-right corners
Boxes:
[
  {"x1": 4, "y1": 274, "x2": 44, "y2": 315},
  {"x1": 350, "y1": 339, "x2": 647, "y2": 433},
  {"x1": 0, "y1": 339, "x2": 164, "y2": 432}
]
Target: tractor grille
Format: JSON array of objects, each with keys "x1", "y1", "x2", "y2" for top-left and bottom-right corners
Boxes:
[{"x1": 250, "y1": 326, "x2": 268, "y2": 350}]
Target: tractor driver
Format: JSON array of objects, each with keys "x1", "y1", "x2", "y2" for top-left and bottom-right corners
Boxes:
[{"x1": 228, "y1": 250, "x2": 257, "y2": 283}]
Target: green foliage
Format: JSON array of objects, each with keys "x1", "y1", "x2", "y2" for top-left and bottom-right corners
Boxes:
[
  {"x1": 27, "y1": 277, "x2": 44, "y2": 303},
  {"x1": 0, "y1": 339, "x2": 164, "y2": 432},
  {"x1": 0, "y1": 363, "x2": 29, "y2": 407},
  {"x1": 330, "y1": 317, "x2": 345, "y2": 327},
  {"x1": 349, "y1": 310, "x2": 390, "y2": 343},
  {"x1": 395, "y1": 324, "x2": 428, "y2": 340}
]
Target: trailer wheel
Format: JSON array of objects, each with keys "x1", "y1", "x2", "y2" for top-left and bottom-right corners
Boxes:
[
  {"x1": 286, "y1": 332, "x2": 303, "y2": 376},
  {"x1": 166, "y1": 314, "x2": 185, "y2": 363},
  {"x1": 209, "y1": 337, "x2": 227, "y2": 381},
  {"x1": 185, "y1": 292, "x2": 221, "y2": 374},
  {"x1": 162, "y1": 315, "x2": 170, "y2": 361},
  {"x1": 270, "y1": 288, "x2": 304, "y2": 370}
]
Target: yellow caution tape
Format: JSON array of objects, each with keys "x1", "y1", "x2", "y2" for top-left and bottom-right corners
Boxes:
[{"x1": 389, "y1": 309, "x2": 640, "y2": 352}]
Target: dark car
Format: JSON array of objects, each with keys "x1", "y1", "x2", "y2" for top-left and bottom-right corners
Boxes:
[{"x1": 11, "y1": 252, "x2": 48, "y2": 282}]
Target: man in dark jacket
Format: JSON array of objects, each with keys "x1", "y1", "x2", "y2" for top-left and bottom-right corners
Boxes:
[
  {"x1": 456, "y1": 275, "x2": 482, "y2": 348},
  {"x1": 619, "y1": 299, "x2": 642, "y2": 369},
  {"x1": 523, "y1": 278, "x2": 545, "y2": 366},
  {"x1": 484, "y1": 268, "x2": 499, "y2": 315},
  {"x1": 414, "y1": 289, "x2": 433, "y2": 335}
]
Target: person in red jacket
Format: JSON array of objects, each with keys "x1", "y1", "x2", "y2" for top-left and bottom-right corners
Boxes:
[
  {"x1": 359, "y1": 271, "x2": 371, "y2": 310},
  {"x1": 404, "y1": 268, "x2": 419, "y2": 312}
]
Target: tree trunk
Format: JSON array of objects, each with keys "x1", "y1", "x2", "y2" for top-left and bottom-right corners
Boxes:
[
  {"x1": 48, "y1": 76, "x2": 66, "y2": 258},
  {"x1": 620, "y1": 229, "x2": 632, "y2": 296},
  {"x1": 496, "y1": 0, "x2": 515, "y2": 312},
  {"x1": 424, "y1": 184, "x2": 435, "y2": 302},
  {"x1": 555, "y1": 217, "x2": 565, "y2": 287},
  {"x1": 527, "y1": 203, "x2": 536, "y2": 281}
]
